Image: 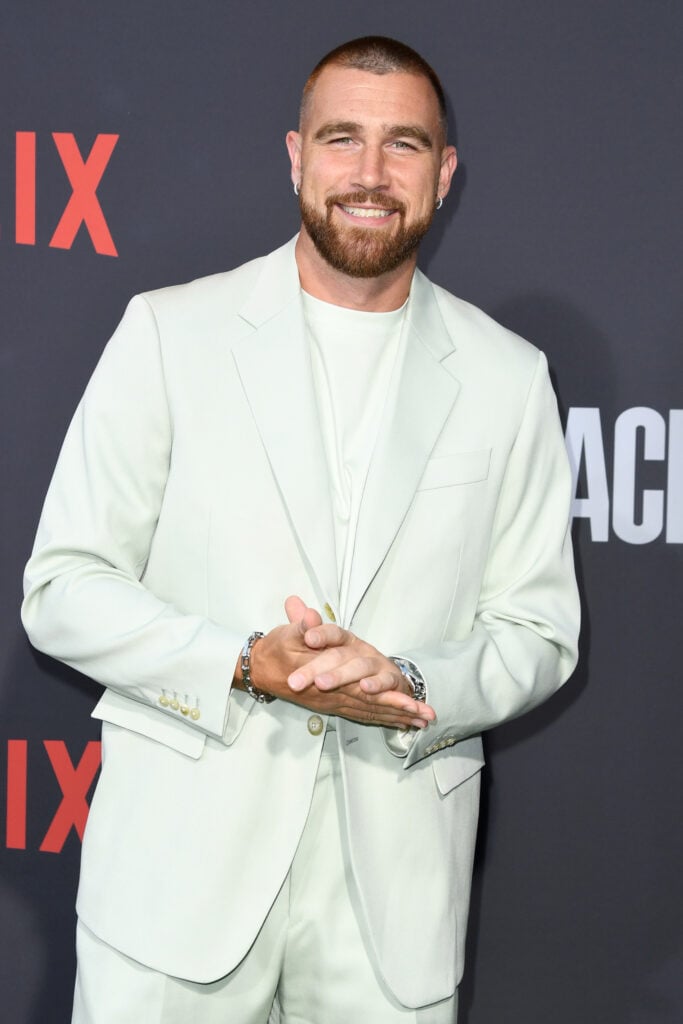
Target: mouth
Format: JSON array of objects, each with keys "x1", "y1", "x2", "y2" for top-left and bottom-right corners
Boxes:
[
  {"x1": 335, "y1": 203, "x2": 399, "y2": 225},
  {"x1": 339, "y1": 204, "x2": 396, "y2": 218}
]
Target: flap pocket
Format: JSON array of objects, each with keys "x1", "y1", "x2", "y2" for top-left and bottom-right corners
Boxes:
[
  {"x1": 92, "y1": 689, "x2": 206, "y2": 760},
  {"x1": 418, "y1": 449, "x2": 491, "y2": 491}
]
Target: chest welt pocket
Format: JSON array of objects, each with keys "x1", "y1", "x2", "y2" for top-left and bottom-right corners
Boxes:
[{"x1": 417, "y1": 448, "x2": 491, "y2": 491}]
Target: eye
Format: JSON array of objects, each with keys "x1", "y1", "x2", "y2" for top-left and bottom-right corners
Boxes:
[
  {"x1": 329, "y1": 136, "x2": 355, "y2": 146},
  {"x1": 390, "y1": 140, "x2": 418, "y2": 152}
]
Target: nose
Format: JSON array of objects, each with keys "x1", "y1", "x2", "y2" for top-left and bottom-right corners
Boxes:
[{"x1": 350, "y1": 144, "x2": 389, "y2": 194}]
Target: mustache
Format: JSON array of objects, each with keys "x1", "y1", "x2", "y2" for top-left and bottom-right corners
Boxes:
[{"x1": 326, "y1": 192, "x2": 406, "y2": 215}]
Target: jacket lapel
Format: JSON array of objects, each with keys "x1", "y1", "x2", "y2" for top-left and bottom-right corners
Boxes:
[
  {"x1": 231, "y1": 239, "x2": 339, "y2": 613},
  {"x1": 346, "y1": 270, "x2": 461, "y2": 625}
]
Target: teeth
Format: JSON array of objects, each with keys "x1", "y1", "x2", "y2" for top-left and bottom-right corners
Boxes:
[{"x1": 340, "y1": 205, "x2": 393, "y2": 218}]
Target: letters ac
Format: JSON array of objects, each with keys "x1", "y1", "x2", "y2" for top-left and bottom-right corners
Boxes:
[
  {"x1": 8, "y1": 131, "x2": 118, "y2": 256},
  {"x1": 565, "y1": 407, "x2": 682, "y2": 544}
]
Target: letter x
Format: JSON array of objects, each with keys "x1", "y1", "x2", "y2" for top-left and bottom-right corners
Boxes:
[
  {"x1": 40, "y1": 740, "x2": 101, "y2": 853},
  {"x1": 49, "y1": 133, "x2": 119, "y2": 256}
]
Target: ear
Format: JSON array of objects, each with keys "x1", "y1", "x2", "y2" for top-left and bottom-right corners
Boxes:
[
  {"x1": 285, "y1": 131, "x2": 302, "y2": 188},
  {"x1": 437, "y1": 145, "x2": 458, "y2": 201}
]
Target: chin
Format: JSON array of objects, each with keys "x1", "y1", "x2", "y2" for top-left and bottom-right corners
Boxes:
[{"x1": 301, "y1": 199, "x2": 432, "y2": 279}]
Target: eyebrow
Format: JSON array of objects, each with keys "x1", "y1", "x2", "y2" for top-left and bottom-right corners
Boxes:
[
  {"x1": 385, "y1": 124, "x2": 434, "y2": 149},
  {"x1": 313, "y1": 120, "x2": 434, "y2": 149},
  {"x1": 313, "y1": 121, "x2": 362, "y2": 141}
]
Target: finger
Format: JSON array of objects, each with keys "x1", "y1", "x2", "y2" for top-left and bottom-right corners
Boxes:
[
  {"x1": 357, "y1": 667, "x2": 403, "y2": 694},
  {"x1": 289, "y1": 644, "x2": 345, "y2": 686},
  {"x1": 315, "y1": 651, "x2": 385, "y2": 692},
  {"x1": 313, "y1": 653, "x2": 378, "y2": 691},
  {"x1": 371, "y1": 690, "x2": 437, "y2": 721},
  {"x1": 288, "y1": 644, "x2": 361, "y2": 691},
  {"x1": 338, "y1": 681, "x2": 437, "y2": 722},
  {"x1": 345, "y1": 704, "x2": 431, "y2": 728},
  {"x1": 353, "y1": 683, "x2": 427, "y2": 717},
  {"x1": 333, "y1": 699, "x2": 431, "y2": 729},
  {"x1": 288, "y1": 663, "x2": 317, "y2": 691},
  {"x1": 284, "y1": 682, "x2": 433, "y2": 728},
  {"x1": 303, "y1": 622, "x2": 349, "y2": 650}
]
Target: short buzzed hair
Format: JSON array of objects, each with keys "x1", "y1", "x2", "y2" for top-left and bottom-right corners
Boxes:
[{"x1": 300, "y1": 36, "x2": 448, "y2": 140}]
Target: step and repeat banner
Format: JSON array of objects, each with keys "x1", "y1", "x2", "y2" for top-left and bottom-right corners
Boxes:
[{"x1": 2, "y1": 3, "x2": 681, "y2": 1022}]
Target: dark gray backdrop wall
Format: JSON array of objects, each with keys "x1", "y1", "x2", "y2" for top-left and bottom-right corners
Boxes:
[{"x1": 2, "y1": 1, "x2": 681, "y2": 1021}]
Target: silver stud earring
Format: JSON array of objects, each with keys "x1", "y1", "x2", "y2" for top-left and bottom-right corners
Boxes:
[
  {"x1": 294, "y1": 181, "x2": 301, "y2": 197},
  {"x1": 435, "y1": 196, "x2": 443, "y2": 210}
]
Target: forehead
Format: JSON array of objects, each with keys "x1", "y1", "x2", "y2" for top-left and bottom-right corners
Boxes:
[{"x1": 303, "y1": 66, "x2": 442, "y2": 136}]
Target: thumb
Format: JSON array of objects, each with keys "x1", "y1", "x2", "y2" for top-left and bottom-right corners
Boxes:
[
  {"x1": 301, "y1": 605, "x2": 323, "y2": 630},
  {"x1": 284, "y1": 595, "x2": 323, "y2": 634},
  {"x1": 284, "y1": 595, "x2": 307, "y2": 624}
]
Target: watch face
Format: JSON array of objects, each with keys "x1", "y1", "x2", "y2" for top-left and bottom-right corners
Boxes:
[{"x1": 391, "y1": 657, "x2": 426, "y2": 702}]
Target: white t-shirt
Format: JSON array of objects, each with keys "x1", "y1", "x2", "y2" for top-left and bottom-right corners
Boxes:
[{"x1": 302, "y1": 290, "x2": 408, "y2": 625}]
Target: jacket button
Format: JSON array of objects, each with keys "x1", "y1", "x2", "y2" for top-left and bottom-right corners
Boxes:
[
  {"x1": 180, "y1": 704, "x2": 189, "y2": 716},
  {"x1": 190, "y1": 708, "x2": 200, "y2": 721},
  {"x1": 170, "y1": 698, "x2": 180, "y2": 711},
  {"x1": 307, "y1": 715, "x2": 324, "y2": 736},
  {"x1": 323, "y1": 603, "x2": 336, "y2": 623},
  {"x1": 158, "y1": 695, "x2": 169, "y2": 707}
]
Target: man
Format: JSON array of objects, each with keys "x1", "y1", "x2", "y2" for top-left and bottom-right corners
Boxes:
[{"x1": 22, "y1": 36, "x2": 580, "y2": 1024}]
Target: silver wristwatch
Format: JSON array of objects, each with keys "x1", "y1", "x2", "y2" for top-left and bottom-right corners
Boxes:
[{"x1": 389, "y1": 656, "x2": 427, "y2": 703}]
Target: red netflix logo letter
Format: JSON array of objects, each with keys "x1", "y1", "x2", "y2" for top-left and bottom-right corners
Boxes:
[
  {"x1": 40, "y1": 741, "x2": 101, "y2": 853},
  {"x1": 6, "y1": 740, "x2": 28, "y2": 849},
  {"x1": 49, "y1": 133, "x2": 119, "y2": 256},
  {"x1": 15, "y1": 133, "x2": 36, "y2": 246}
]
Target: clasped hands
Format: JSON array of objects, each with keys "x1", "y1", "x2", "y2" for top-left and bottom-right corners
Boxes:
[{"x1": 244, "y1": 596, "x2": 436, "y2": 730}]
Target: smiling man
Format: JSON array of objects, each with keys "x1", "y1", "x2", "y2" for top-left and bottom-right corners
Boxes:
[{"x1": 23, "y1": 36, "x2": 579, "y2": 1024}]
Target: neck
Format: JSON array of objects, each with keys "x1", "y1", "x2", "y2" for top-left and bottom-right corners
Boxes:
[{"x1": 294, "y1": 227, "x2": 416, "y2": 312}]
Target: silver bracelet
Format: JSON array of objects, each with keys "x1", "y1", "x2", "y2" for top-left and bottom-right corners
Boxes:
[{"x1": 240, "y1": 631, "x2": 275, "y2": 703}]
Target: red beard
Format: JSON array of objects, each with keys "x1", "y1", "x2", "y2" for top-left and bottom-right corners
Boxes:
[{"x1": 299, "y1": 190, "x2": 435, "y2": 278}]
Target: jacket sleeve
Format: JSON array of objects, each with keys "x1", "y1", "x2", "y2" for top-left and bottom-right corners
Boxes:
[
  {"x1": 21, "y1": 295, "x2": 249, "y2": 744},
  {"x1": 385, "y1": 351, "x2": 580, "y2": 767}
]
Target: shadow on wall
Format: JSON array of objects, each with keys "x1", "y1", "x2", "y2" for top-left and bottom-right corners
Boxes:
[
  {"x1": 492, "y1": 292, "x2": 618, "y2": 416},
  {"x1": 420, "y1": 165, "x2": 467, "y2": 275},
  {"x1": 420, "y1": 87, "x2": 465, "y2": 274},
  {"x1": 457, "y1": 293, "x2": 614, "y2": 1023}
]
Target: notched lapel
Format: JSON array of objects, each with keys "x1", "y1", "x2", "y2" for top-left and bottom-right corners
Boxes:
[
  {"x1": 347, "y1": 272, "x2": 461, "y2": 624},
  {"x1": 231, "y1": 241, "x2": 339, "y2": 612}
]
